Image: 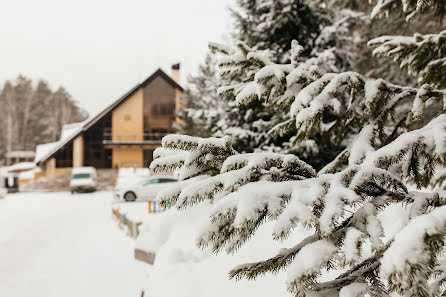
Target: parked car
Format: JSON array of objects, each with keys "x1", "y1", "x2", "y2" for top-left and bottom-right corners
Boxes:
[
  {"x1": 70, "y1": 167, "x2": 97, "y2": 193},
  {"x1": 114, "y1": 175, "x2": 177, "y2": 202}
]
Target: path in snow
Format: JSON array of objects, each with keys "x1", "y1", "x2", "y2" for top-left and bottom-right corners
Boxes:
[{"x1": 0, "y1": 191, "x2": 148, "y2": 297}]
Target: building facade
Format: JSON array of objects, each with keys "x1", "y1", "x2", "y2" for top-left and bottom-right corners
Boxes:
[{"x1": 35, "y1": 68, "x2": 183, "y2": 178}]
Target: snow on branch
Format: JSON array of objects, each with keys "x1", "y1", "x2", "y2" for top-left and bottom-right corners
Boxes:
[
  {"x1": 370, "y1": 0, "x2": 446, "y2": 22},
  {"x1": 212, "y1": 40, "x2": 446, "y2": 166},
  {"x1": 151, "y1": 135, "x2": 237, "y2": 180},
  {"x1": 381, "y1": 205, "x2": 446, "y2": 296},
  {"x1": 369, "y1": 30, "x2": 446, "y2": 88}
]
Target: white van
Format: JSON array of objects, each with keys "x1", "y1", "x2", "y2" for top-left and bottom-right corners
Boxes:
[{"x1": 70, "y1": 167, "x2": 97, "y2": 193}]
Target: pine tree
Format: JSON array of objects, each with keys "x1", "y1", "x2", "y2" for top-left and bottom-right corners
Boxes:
[{"x1": 152, "y1": 1, "x2": 446, "y2": 296}]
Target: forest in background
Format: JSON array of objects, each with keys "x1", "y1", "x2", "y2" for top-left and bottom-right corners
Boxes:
[{"x1": 0, "y1": 75, "x2": 88, "y2": 162}]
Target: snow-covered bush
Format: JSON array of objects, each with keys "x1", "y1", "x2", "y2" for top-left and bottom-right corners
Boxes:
[{"x1": 151, "y1": 1, "x2": 446, "y2": 296}]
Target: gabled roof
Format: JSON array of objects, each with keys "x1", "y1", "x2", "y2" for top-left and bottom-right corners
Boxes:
[
  {"x1": 83, "y1": 68, "x2": 183, "y2": 130},
  {"x1": 36, "y1": 68, "x2": 182, "y2": 165}
]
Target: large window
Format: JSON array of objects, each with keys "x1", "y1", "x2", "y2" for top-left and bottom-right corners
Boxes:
[
  {"x1": 55, "y1": 143, "x2": 73, "y2": 167},
  {"x1": 151, "y1": 103, "x2": 175, "y2": 116}
]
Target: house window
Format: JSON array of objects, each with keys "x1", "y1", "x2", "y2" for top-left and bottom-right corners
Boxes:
[
  {"x1": 152, "y1": 103, "x2": 174, "y2": 115},
  {"x1": 160, "y1": 104, "x2": 168, "y2": 115},
  {"x1": 152, "y1": 104, "x2": 160, "y2": 115}
]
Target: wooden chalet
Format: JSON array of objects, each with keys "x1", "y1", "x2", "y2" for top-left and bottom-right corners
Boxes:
[{"x1": 35, "y1": 67, "x2": 183, "y2": 178}]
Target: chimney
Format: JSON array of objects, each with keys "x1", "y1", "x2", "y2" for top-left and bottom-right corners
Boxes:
[{"x1": 171, "y1": 63, "x2": 180, "y2": 84}]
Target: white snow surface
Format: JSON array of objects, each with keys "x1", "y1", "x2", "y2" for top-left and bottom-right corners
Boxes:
[
  {"x1": 339, "y1": 282, "x2": 368, "y2": 297},
  {"x1": 0, "y1": 191, "x2": 147, "y2": 297},
  {"x1": 380, "y1": 204, "x2": 446, "y2": 282},
  {"x1": 136, "y1": 201, "x2": 313, "y2": 297}
]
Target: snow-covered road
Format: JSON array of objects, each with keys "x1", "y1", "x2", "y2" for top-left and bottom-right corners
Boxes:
[{"x1": 0, "y1": 191, "x2": 147, "y2": 297}]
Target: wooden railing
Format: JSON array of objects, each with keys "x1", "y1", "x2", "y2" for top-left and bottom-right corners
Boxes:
[{"x1": 103, "y1": 131, "x2": 169, "y2": 145}]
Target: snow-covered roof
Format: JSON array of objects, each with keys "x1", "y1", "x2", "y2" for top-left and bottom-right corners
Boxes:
[
  {"x1": 34, "y1": 121, "x2": 84, "y2": 165},
  {"x1": 18, "y1": 167, "x2": 41, "y2": 179},
  {"x1": 4, "y1": 162, "x2": 36, "y2": 173},
  {"x1": 35, "y1": 142, "x2": 60, "y2": 164},
  {"x1": 61, "y1": 122, "x2": 84, "y2": 139},
  {"x1": 34, "y1": 116, "x2": 102, "y2": 165}
]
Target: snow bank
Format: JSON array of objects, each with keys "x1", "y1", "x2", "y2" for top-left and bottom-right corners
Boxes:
[
  {"x1": 112, "y1": 202, "x2": 149, "y2": 222},
  {"x1": 136, "y1": 202, "x2": 312, "y2": 297},
  {"x1": 135, "y1": 191, "x2": 423, "y2": 297},
  {"x1": 4, "y1": 162, "x2": 36, "y2": 173}
]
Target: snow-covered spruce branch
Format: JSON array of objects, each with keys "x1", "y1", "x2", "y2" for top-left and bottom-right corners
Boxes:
[
  {"x1": 321, "y1": 114, "x2": 446, "y2": 188},
  {"x1": 210, "y1": 39, "x2": 446, "y2": 161},
  {"x1": 228, "y1": 233, "x2": 321, "y2": 281},
  {"x1": 369, "y1": 30, "x2": 446, "y2": 88},
  {"x1": 228, "y1": 190, "x2": 446, "y2": 296},
  {"x1": 150, "y1": 135, "x2": 237, "y2": 180},
  {"x1": 153, "y1": 128, "x2": 446, "y2": 295},
  {"x1": 189, "y1": 163, "x2": 407, "y2": 251},
  {"x1": 370, "y1": 0, "x2": 446, "y2": 22},
  {"x1": 154, "y1": 143, "x2": 317, "y2": 210},
  {"x1": 278, "y1": 71, "x2": 444, "y2": 144}
]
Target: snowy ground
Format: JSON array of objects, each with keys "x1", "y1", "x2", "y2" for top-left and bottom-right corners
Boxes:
[{"x1": 0, "y1": 191, "x2": 148, "y2": 297}]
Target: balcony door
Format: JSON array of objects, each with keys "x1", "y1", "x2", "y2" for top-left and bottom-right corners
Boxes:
[{"x1": 143, "y1": 149, "x2": 154, "y2": 168}]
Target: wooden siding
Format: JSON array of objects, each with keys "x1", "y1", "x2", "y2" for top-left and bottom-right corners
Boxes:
[
  {"x1": 112, "y1": 146, "x2": 143, "y2": 168},
  {"x1": 112, "y1": 88, "x2": 144, "y2": 142}
]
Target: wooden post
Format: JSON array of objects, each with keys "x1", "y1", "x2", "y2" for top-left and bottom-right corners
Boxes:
[
  {"x1": 129, "y1": 220, "x2": 134, "y2": 237},
  {"x1": 148, "y1": 200, "x2": 152, "y2": 213}
]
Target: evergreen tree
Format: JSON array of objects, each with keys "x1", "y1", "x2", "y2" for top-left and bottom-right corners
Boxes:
[
  {"x1": 175, "y1": 54, "x2": 225, "y2": 138},
  {"x1": 153, "y1": 1, "x2": 446, "y2": 296},
  {"x1": 330, "y1": 0, "x2": 446, "y2": 86},
  {"x1": 178, "y1": 0, "x2": 359, "y2": 155},
  {"x1": 230, "y1": 0, "x2": 331, "y2": 62}
]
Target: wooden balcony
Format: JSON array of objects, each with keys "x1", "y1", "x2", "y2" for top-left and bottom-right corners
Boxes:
[{"x1": 102, "y1": 131, "x2": 169, "y2": 146}]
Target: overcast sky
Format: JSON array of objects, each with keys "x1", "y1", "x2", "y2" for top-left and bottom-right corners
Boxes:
[{"x1": 0, "y1": 0, "x2": 234, "y2": 114}]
